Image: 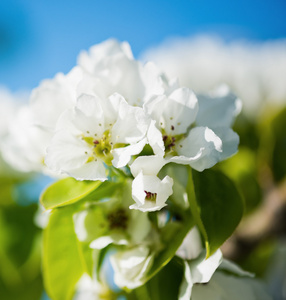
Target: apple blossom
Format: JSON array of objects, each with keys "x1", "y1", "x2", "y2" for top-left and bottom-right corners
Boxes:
[
  {"x1": 72, "y1": 180, "x2": 157, "y2": 251},
  {"x1": 45, "y1": 93, "x2": 149, "y2": 180},
  {"x1": 73, "y1": 194, "x2": 152, "y2": 250},
  {"x1": 30, "y1": 66, "x2": 82, "y2": 131},
  {"x1": 2, "y1": 106, "x2": 53, "y2": 174},
  {"x1": 128, "y1": 155, "x2": 173, "y2": 212},
  {"x1": 110, "y1": 245, "x2": 154, "y2": 289},
  {"x1": 130, "y1": 171, "x2": 173, "y2": 212},
  {"x1": 144, "y1": 86, "x2": 239, "y2": 172},
  {"x1": 77, "y1": 39, "x2": 177, "y2": 106}
]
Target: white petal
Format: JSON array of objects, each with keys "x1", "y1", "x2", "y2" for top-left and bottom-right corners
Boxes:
[
  {"x1": 102, "y1": 93, "x2": 124, "y2": 126},
  {"x1": 176, "y1": 227, "x2": 203, "y2": 261},
  {"x1": 131, "y1": 172, "x2": 146, "y2": 206},
  {"x1": 110, "y1": 246, "x2": 154, "y2": 289},
  {"x1": 67, "y1": 160, "x2": 108, "y2": 181},
  {"x1": 46, "y1": 129, "x2": 108, "y2": 181},
  {"x1": 56, "y1": 94, "x2": 105, "y2": 136},
  {"x1": 147, "y1": 120, "x2": 165, "y2": 156},
  {"x1": 211, "y1": 127, "x2": 239, "y2": 161},
  {"x1": 164, "y1": 87, "x2": 198, "y2": 135},
  {"x1": 78, "y1": 39, "x2": 133, "y2": 73},
  {"x1": 179, "y1": 249, "x2": 223, "y2": 300},
  {"x1": 112, "y1": 138, "x2": 147, "y2": 168},
  {"x1": 112, "y1": 99, "x2": 149, "y2": 144},
  {"x1": 144, "y1": 87, "x2": 198, "y2": 136},
  {"x1": 45, "y1": 130, "x2": 89, "y2": 174},
  {"x1": 190, "y1": 249, "x2": 223, "y2": 284},
  {"x1": 90, "y1": 234, "x2": 128, "y2": 249},
  {"x1": 196, "y1": 85, "x2": 242, "y2": 128},
  {"x1": 130, "y1": 154, "x2": 167, "y2": 177},
  {"x1": 170, "y1": 127, "x2": 222, "y2": 171},
  {"x1": 30, "y1": 67, "x2": 81, "y2": 130},
  {"x1": 141, "y1": 61, "x2": 166, "y2": 101},
  {"x1": 179, "y1": 261, "x2": 194, "y2": 300}
]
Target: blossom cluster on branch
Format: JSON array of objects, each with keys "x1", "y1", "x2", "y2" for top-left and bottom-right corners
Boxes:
[
  {"x1": 0, "y1": 40, "x2": 272, "y2": 300},
  {"x1": 4, "y1": 39, "x2": 241, "y2": 212}
]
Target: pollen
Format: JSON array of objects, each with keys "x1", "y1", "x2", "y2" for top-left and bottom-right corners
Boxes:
[{"x1": 144, "y1": 190, "x2": 157, "y2": 201}]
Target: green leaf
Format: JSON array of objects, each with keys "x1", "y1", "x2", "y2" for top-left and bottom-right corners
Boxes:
[
  {"x1": 81, "y1": 181, "x2": 123, "y2": 202},
  {"x1": 40, "y1": 177, "x2": 101, "y2": 210},
  {"x1": 187, "y1": 168, "x2": 243, "y2": 257},
  {"x1": 43, "y1": 206, "x2": 85, "y2": 300},
  {"x1": 142, "y1": 257, "x2": 184, "y2": 300}
]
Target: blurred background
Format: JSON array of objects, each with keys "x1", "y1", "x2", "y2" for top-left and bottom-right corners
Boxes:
[{"x1": 1, "y1": 0, "x2": 286, "y2": 299}]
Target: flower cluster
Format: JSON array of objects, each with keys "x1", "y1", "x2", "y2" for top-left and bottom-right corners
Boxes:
[
  {"x1": 3, "y1": 39, "x2": 240, "y2": 212},
  {"x1": 2, "y1": 40, "x2": 256, "y2": 299}
]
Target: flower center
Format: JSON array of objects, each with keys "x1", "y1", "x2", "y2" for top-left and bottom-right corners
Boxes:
[
  {"x1": 107, "y1": 208, "x2": 129, "y2": 230},
  {"x1": 144, "y1": 190, "x2": 157, "y2": 202},
  {"x1": 160, "y1": 125, "x2": 185, "y2": 155},
  {"x1": 163, "y1": 135, "x2": 176, "y2": 152},
  {"x1": 83, "y1": 130, "x2": 113, "y2": 166}
]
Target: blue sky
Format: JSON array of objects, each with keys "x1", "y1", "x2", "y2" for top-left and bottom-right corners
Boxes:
[{"x1": 1, "y1": 0, "x2": 286, "y2": 91}]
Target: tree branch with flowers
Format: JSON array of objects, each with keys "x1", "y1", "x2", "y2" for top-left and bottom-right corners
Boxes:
[{"x1": 2, "y1": 39, "x2": 272, "y2": 300}]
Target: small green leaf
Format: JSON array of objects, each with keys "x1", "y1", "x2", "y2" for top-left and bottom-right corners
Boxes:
[
  {"x1": 43, "y1": 206, "x2": 85, "y2": 300},
  {"x1": 40, "y1": 177, "x2": 101, "y2": 210},
  {"x1": 187, "y1": 168, "x2": 243, "y2": 257}
]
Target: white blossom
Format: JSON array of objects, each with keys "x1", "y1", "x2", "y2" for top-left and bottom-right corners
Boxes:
[
  {"x1": 45, "y1": 93, "x2": 149, "y2": 180},
  {"x1": 0, "y1": 87, "x2": 34, "y2": 176},
  {"x1": 144, "y1": 87, "x2": 231, "y2": 171},
  {"x1": 110, "y1": 245, "x2": 154, "y2": 289},
  {"x1": 30, "y1": 66, "x2": 82, "y2": 130},
  {"x1": 129, "y1": 155, "x2": 173, "y2": 212},
  {"x1": 2, "y1": 106, "x2": 53, "y2": 174},
  {"x1": 73, "y1": 190, "x2": 152, "y2": 249},
  {"x1": 77, "y1": 39, "x2": 177, "y2": 106},
  {"x1": 130, "y1": 171, "x2": 173, "y2": 212}
]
